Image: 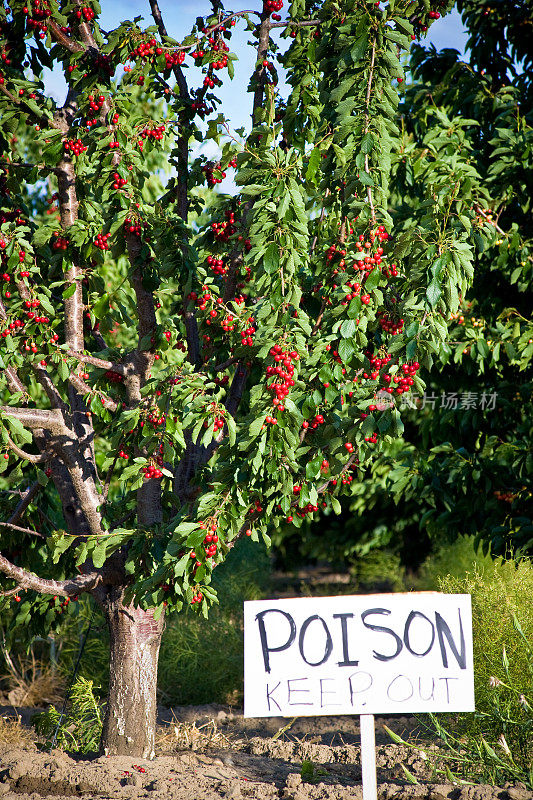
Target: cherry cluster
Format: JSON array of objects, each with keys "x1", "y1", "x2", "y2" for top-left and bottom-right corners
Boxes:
[
  {"x1": 366, "y1": 350, "x2": 392, "y2": 373},
  {"x1": 164, "y1": 50, "x2": 186, "y2": 69},
  {"x1": 111, "y1": 172, "x2": 127, "y2": 191},
  {"x1": 22, "y1": 0, "x2": 51, "y2": 38},
  {"x1": 494, "y1": 490, "x2": 515, "y2": 504},
  {"x1": 203, "y1": 161, "x2": 227, "y2": 187},
  {"x1": 264, "y1": 0, "x2": 283, "y2": 12},
  {"x1": 240, "y1": 316, "x2": 255, "y2": 346},
  {"x1": 341, "y1": 280, "x2": 361, "y2": 304},
  {"x1": 104, "y1": 369, "x2": 123, "y2": 383},
  {"x1": 129, "y1": 38, "x2": 164, "y2": 62},
  {"x1": 212, "y1": 415, "x2": 224, "y2": 432},
  {"x1": 52, "y1": 233, "x2": 69, "y2": 251},
  {"x1": 124, "y1": 217, "x2": 143, "y2": 236},
  {"x1": 201, "y1": 527, "x2": 219, "y2": 558},
  {"x1": 265, "y1": 344, "x2": 298, "y2": 413},
  {"x1": 63, "y1": 138, "x2": 87, "y2": 157},
  {"x1": 378, "y1": 313, "x2": 404, "y2": 335},
  {"x1": 206, "y1": 255, "x2": 226, "y2": 277},
  {"x1": 94, "y1": 231, "x2": 110, "y2": 251},
  {"x1": 221, "y1": 313, "x2": 235, "y2": 332},
  {"x1": 210, "y1": 207, "x2": 237, "y2": 242},
  {"x1": 139, "y1": 124, "x2": 166, "y2": 144},
  {"x1": 142, "y1": 463, "x2": 163, "y2": 480},
  {"x1": 85, "y1": 94, "x2": 105, "y2": 127},
  {"x1": 302, "y1": 413, "x2": 325, "y2": 430},
  {"x1": 190, "y1": 590, "x2": 204, "y2": 604},
  {"x1": 190, "y1": 289, "x2": 214, "y2": 312},
  {"x1": 380, "y1": 361, "x2": 419, "y2": 395},
  {"x1": 118, "y1": 450, "x2": 129, "y2": 460},
  {"x1": 75, "y1": 6, "x2": 95, "y2": 21},
  {"x1": 382, "y1": 262, "x2": 398, "y2": 279},
  {"x1": 146, "y1": 409, "x2": 166, "y2": 428}
]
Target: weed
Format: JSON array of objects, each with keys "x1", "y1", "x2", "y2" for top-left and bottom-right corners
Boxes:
[
  {"x1": 33, "y1": 676, "x2": 103, "y2": 753},
  {"x1": 300, "y1": 759, "x2": 328, "y2": 784}
]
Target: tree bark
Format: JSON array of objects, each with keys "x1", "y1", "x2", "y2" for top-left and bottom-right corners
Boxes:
[{"x1": 100, "y1": 588, "x2": 165, "y2": 758}]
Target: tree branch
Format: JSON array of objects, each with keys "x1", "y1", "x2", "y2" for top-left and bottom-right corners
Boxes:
[
  {"x1": 47, "y1": 19, "x2": 85, "y2": 53},
  {"x1": 225, "y1": 362, "x2": 249, "y2": 418},
  {"x1": 0, "y1": 407, "x2": 67, "y2": 433},
  {"x1": 0, "y1": 553, "x2": 101, "y2": 597},
  {"x1": 364, "y1": 41, "x2": 377, "y2": 225},
  {"x1": 252, "y1": 11, "x2": 272, "y2": 123},
  {"x1": 64, "y1": 350, "x2": 124, "y2": 373},
  {"x1": 0, "y1": 521, "x2": 44, "y2": 538},
  {"x1": 68, "y1": 375, "x2": 119, "y2": 413},
  {"x1": 5, "y1": 434, "x2": 49, "y2": 464},
  {"x1": 7, "y1": 481, "x2": 41, "y2": 526}
]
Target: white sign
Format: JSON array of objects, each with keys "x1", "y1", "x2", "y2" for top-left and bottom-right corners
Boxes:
[{"x1": 244, "y1": 593, "x2": 474, "y2": 718}]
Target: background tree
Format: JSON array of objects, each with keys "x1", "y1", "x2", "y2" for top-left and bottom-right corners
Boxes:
[
  {"x1": 275, "y1": 0, "x2": 532, "y2": 569},
  {"x1": 0, "y1": 0, "x2": 479, "y2": 758}
]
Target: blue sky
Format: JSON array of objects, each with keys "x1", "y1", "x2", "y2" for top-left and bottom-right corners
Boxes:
[{"x1": 45, "y1": 2, "x2": 469, "y2": 135}]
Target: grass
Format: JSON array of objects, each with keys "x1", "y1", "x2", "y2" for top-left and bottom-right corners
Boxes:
[
  {"x1": 0, "y1": 713, "x2": 34, "y2": 746},
  {"x1": 157, "y1": 715, "x2": 236, "y2": 753},
  {"x1": 0, "y1": 647, "x2": 64, "y2": 708}
]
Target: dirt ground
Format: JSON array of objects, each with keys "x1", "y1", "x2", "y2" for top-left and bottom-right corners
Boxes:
[{"x1": 0, "y1": 705, "x2": 531, "y2": 800}]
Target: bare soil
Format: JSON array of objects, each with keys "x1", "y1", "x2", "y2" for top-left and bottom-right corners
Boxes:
[{"x1": 0, "y1": 704, "x2": 531, "y2": 800}]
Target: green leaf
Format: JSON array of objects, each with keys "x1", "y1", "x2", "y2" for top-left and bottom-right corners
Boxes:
[
  {"x1": 360, "y1": 133, "x2": 374, "y2": 154},
  {"x1": 364, "y1": 267, "x2": 381, "y2": 291},
  {"x1": 226, "y1": 415, "x2": 236, "y2": 447},
  {"x1": 340, "y1": 319, "x2": 357, "y2": 338},
  {"x1": 338, "y1": 339, "x2": 355, "y2": 363},
  {"x1": 426, "y1": 280, "x2": 441, "y2": 307}
]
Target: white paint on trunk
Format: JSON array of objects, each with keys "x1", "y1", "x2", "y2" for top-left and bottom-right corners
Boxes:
[{"x1": 100, "y1": 590, "x2": 165, "y2": 758}]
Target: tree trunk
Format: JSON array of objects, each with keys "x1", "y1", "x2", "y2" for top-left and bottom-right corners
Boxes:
[{"x1": 100, "y1": 588, "x2": 165, "y2": 758}]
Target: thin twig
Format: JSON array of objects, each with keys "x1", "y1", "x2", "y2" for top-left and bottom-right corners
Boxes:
[{"x1": 0, "y1": 521, "x2": 44, "y2": 538}]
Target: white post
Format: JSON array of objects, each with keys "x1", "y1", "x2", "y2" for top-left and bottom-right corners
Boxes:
[{"x1": 360, "y1": 713, "x2": 378, "y2": 800}]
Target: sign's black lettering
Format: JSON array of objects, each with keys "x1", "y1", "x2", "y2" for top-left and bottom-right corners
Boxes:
[
  {"x1": 418, "y1": 677, "x2": 435, "y2": 701},
  {"x1": 348, "y1": 671, "x2": 373, "y2": 706},
  {"x1": 439, "y1": 676, "x2": 459, "y2": 703},
  {"x1": 256, "y1": 609, "x2": 296, "y2": 673},
  {"x1": 403, "y1": 610, "x2": 435, "y2": 657},
  {"x1": 298, "y1": 615, "x2": 333, "y2": 667},
  {"x1": 387, "y1": 674, "x2": 414, "y2": 702},
  {"x1": 333, "y1": 613, "x2": 359, "y2": 667},
  {"x1": 435, "y1": 610, "x2": 466, "y2": 669},
  {"x1": 320, "y1": 678, "x2": 341, "y2": 708},
  {"x1": 361, "y1": 608, "x2": 403, "y2": 661}
]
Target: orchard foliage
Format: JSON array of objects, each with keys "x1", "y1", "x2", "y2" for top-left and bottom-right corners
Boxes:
[
  {"x1": 0, "y1": 0, "x2": 481, "y2": 633},
  {"x1": 286, "y1": 0, "x2": 533, "y2": 567}
]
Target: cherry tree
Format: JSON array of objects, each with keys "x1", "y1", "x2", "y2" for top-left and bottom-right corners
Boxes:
[{"x1": 0, "y1": 0, "x2": 472, "y2": 757}]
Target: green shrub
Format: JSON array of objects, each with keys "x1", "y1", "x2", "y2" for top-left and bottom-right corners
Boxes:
[
  {"x1": 440, "y1": 557, "x2": 532, "y2": 723},
  {"x1": 415, "y1": 535, "x2": 495, "y2": 590},
  {"x1": 33, "y1": 676, "x2": 103, "y2": 753},
  {"x1": 351, "y1": 548, "x2": 406, "y2": 592},
  {"x1": 413, "y1": 556, "x2": 533, "y2": 787}
]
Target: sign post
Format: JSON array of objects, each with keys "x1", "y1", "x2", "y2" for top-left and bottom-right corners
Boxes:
[
  {"x1": 244, "y1": 593, "x2": 474, "y2": 798},
  {"x1": 360, "y1": 714, "x2": 377, "y2": 800}
]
